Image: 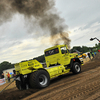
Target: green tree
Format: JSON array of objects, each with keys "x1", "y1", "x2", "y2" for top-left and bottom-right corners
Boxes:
[
  {"x1": 71, "y1": 46, "x2": 82, "y2": 53},
  {"x1": 98, "y1": 43, "x2": 100, "y2": 47},
  {"x1": 81, "y1": 46, "x2": 89, "y2": 53},
  {"x1": 95, "y1": 43, "x2": 98, "y2": 47},
  {"x1": 0, "y1": 61, "x2": 14, "y2": 75},
  {"x1": 33, "y1": 55, "x2": 45, "y2": 62}
]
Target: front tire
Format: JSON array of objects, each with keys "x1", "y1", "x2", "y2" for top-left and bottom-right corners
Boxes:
[
  {"x1": 71, "y1": 62, "x2": 81, "y2": 74},
  {"x1": 29, "y1": 70, "x2": 50, "y2": 89}
]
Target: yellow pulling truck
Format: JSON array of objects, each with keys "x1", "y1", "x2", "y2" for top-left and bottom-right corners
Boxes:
[{"x1": 14, "y1": 44, "x2": 83, "y2": 90}]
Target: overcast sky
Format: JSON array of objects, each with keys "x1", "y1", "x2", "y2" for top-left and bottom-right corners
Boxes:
[{"x1": 0, "y1": 0, "x2": 100, "y2": 63}]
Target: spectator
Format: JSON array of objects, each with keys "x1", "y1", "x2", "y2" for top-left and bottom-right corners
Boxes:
[
  {"x1": 87, "y1": 52, "x2": 91, "y2": 60},
  {"x1": 90, "y1": 51, "x2": 94, "y2": 58},
  {"x1": 6, "y1": 72, "x2": 10, "y2": 82},
  {"x1": 94, "y1": 52, "x2": 96, "y2": 56},
  {"x1": 1, "y1": 73, "x2": 4, "y2": 78}
]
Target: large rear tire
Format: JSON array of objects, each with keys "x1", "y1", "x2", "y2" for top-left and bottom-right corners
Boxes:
[
  {"x1": 16, "y1": 80, "x2": 23, "y2": 90},
  {"x1": 29, "y1": 70, "x2": 50, "y2": 89},
  {"x1": 71, "y1": 62, "x2": 81, "y2": 74}
]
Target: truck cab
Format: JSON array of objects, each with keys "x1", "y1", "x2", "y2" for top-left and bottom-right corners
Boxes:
[{"x1": 44, "y1": 44, "x2": 78, "y2": 67}]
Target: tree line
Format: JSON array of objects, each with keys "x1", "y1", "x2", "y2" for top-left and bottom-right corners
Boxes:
[
  {"x1": 71, "y1": 43, "x2": 100, "y2": 53},
  {"x1": 0, "y1": 61, "x2": 14, "y2": 75}
]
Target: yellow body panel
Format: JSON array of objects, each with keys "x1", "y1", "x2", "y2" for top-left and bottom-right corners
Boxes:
[
  {"x1": 14, "y1": 59, "x2": 43, "y2": 75},
  {"x1": 14, "y1": 59, "x2": 70, "y2": 79},
  {"x1": 46, "y1": 65, "x2": 70, "y2": 78},
  {"x1": 78, "y1": 53, "x2": 86, "y2": 58}
]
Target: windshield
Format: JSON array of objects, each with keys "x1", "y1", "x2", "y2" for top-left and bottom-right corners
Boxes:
[{"x1": 45, "y1": 48, "x2": 59, "y2": 56}]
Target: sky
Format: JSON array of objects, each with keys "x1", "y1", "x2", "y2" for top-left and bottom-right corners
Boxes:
[{"x1": 0, "y1": 0, "x2": 100, "y2": 63}]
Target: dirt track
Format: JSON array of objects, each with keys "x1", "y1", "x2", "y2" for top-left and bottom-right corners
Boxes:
[{"x1": 0, "y1": 53, "x2": 100, "y2": 100}]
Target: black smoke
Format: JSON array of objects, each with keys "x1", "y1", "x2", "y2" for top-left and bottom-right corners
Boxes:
[{"x1": 0, "y1": 0, "x2": 71, "y2": 48}]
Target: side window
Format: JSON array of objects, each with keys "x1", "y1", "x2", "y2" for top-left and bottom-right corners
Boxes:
[{"x1": 60, "y1": 47, "x2": 67, "y2": 54}]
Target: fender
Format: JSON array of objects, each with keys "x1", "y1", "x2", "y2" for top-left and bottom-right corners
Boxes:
[{"x1": 66, "y1": 58, "x2": 83, "y2": 69}]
